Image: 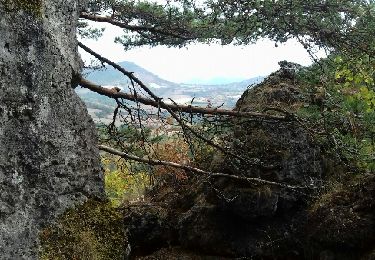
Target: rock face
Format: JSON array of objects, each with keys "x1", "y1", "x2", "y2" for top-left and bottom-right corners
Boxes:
[
  {"x1": 124, "y1": 65, "x2": 374, "y2": 259},
  {"x1": 231, "y1": 62, "x2": 322, "y2": 185},
  {"x1": 0, "y1": 1, "x2": 104, "y2": 258},
  {"x1": 122, "y1": 68, "x2": 318, "y2": 258}
]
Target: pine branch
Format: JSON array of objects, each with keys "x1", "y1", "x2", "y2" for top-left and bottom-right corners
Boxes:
[{"x1": 80, "y1": 12, "x2": 194, "y2": 40}]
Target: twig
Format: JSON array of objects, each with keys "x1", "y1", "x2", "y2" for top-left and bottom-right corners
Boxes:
[
  {"x1": 99, "y1": 145, "x2": 309, "y2": 191},
  {"x1": 78, "y1": 42, "x2": 284, "y2": 168}
]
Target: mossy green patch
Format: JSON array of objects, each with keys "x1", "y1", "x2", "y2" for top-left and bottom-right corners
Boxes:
[
  {"x1": 39, "y1": 199, "x2": 126, "y2": 260},
  {"x1": 1, "y1": 0, "x2": 42, "y2": 16}
]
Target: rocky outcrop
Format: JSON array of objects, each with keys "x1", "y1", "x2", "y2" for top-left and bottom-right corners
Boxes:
[
  {"x1": 0, "y1": 1, "x2": 104, "y2": 258},
  {"x1": 227, "y1": 62, "x2": 322, "y2": 185},
  {"x1": 121, "y1": 67, "x2": 315, "y2": 258},
  {"x1": 307, "y1": 173, "x2": 375, "y2": 259},
  {"x1": 123, "y1": 64, "x2": 374, "y2": 259}
]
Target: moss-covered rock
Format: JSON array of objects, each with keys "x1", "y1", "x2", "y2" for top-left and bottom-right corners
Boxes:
[
  {"x1": 0, "y1": 0, "x2": 104, "y2": 257},
  {"x1": 307, "y1": 174, "x2": 375, "y2": 259},
  {"x1": 39, "y1": 199, "x2": 128, "y2": 260},
  {"x1": 121, "y1": 63, "x2": 374, "y2": 259}
]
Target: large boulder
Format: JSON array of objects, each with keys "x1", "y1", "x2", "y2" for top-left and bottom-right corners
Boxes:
[
  {"x1": 230, "y1": 61, "x2": 321, "y2": 184},
  {"x1": 0, "y1": 1, "x2": 104, "y2": 258},
  {"x1": 124, "y1": 63, "x2": 374, "y2": 260},
  {"x1": 123, "y1": 66, "x2": 318, "y2": 258},
  {"x1": 307, "y1": 174, "x2": 375, "y2": 259}
]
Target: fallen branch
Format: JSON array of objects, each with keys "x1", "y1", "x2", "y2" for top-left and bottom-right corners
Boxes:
[
  {"x1": 78, "y1": 41, "x2": 164, "y2": 100},
  {"x1": 99, "y1": 145, "x2": 308, "y2": 191},
  {"x1": 79, "y1": 77, "x2": 287, "y2": 120}
]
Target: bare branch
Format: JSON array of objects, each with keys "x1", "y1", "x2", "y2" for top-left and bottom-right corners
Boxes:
[
  {"x1": 78, "y1": 41, "x2": 161, "y2": 100},
  {"x1": 99, "y1": 145, "x2": 309, "y2": 191},
  {"x1": 78, "y1": 77, "x2": 288, "y2": 121},
  {"x1": 78, "y1": 42, "x2": 280, "y2": 168}
]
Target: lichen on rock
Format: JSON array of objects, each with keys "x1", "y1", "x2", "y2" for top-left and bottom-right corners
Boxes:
[
  {"x1": 39, "y1": 199, "x2": 127, "y2": 260},
  {"x1": 120, "y1": 65, "x2": 374, "y2": 260},
  {"x1": 0, "y1": 0, "x2": 104, "y2": 258},
  {"x1": 1, "y1": 0, "x2": 42, "y2": 16}
]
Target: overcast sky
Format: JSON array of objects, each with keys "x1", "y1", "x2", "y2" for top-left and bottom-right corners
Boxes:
[{"x1": 79, "y1": 23, "x2": 326, "y2": 84}]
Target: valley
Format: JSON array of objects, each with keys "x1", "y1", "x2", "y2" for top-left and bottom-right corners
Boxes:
[{"x1": 76, "y1": 61, "x2": 264, "y2": 123}]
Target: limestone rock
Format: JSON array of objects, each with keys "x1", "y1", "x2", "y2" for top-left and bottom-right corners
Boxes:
[
  {"x1": 124, "y1": 204, "x2": 177, "y2": 256},
  {"x1": 123, "y1": 65, "x2": 373, "y2": 260},
  {"x1": 0, "y1": 1, "x2": 104, "y2": 258},
  {"x1": 122, "y1": 67, "x2": 319, "y2": 259},
  {"x1": 307, "y1": 174, "x2": 375, "y2": 259}
]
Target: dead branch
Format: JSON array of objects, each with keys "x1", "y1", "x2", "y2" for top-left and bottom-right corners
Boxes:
[
  {"x1": 79, "y1": 77, "x2": 287, "y2": 120},
  {"x1": 78, "y1": 41, "x2": 162, "y2": 100},
  {"x1": 99, "y1": 145, "x2": 308, "y2": 190},
  {"x1": 78, "y1": 42, "x2": 279, "y2": 168}
]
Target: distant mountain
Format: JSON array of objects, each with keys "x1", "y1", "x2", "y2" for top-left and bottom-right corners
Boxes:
[
  {"x1": 76, "y1": 61, "x2": 264, "y2": 123},
  {"x1": 82, "y1": 61, "x2": 180, "y2": 89}
]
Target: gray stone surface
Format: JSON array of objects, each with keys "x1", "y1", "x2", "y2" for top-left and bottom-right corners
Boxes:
[
  {"x1": 123, "y1": 68, "x2": 322, "y2": 259},
  {"x1": 0, "y1": 1, "x2": 104, "y2": 258}
]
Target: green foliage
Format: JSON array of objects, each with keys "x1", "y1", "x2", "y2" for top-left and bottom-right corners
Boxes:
[
  {"x1": 98, "y1": 123, "x2": 158, "y2": 157},
  {"x1": 102, "y1": 154, "x2": 150, "y2": 206},
  {"x1": 85, "y1": 0, "x2": 375, "y2": 54},
  {"x1": 334, "y1": 55, "x2": 375, "y2": 112},
  {"x1": 39, "y1": 200, "x2": 125, "y2": 260},
  {"x1": 84, "y1": 0, "x2": 209, "y2": 49},
  {"x1": 98, "y1": 123, "x2": 193, "y2": 205},
  {"x1": 296, "y1": 55, "x2": 375, "y2": 173},
  {"x1": 78, "y1": 21, "x2": 105, "y2": 40},
  {"x1": 205, "y1": 0, "x2": 375, "y2": 56}
]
